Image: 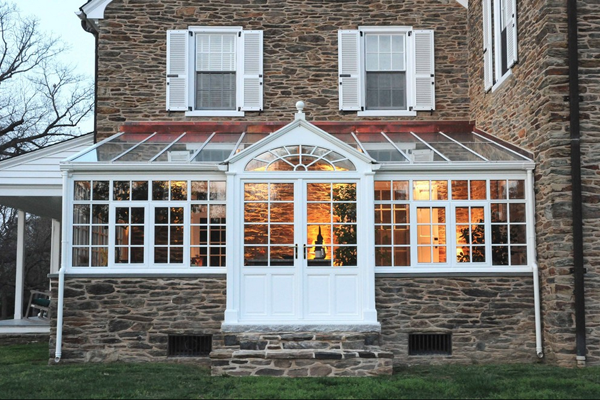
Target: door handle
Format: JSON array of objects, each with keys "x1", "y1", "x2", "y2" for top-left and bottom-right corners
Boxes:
[
  {"x1": 295, "y1": 244, "x2": 298, "y2": 259},
  {"x1": 303, "y1": 244, "x2": 307, "y2": 260}
]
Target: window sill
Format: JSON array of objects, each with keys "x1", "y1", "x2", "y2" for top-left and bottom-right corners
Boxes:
[
  {"x1": 491, "y1": 69, "x2": 513, "y2": 93},
  {"x1": 358, "y1": 110, "x2": 417, "y2": 117},
  {"x1": 185, "y1": 110, "x2": 245, "y2": 117}
]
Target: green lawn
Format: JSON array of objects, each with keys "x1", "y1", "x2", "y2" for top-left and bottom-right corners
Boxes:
[{"x1": 1, "y1": 342, "x2": 600, "y2": 399}]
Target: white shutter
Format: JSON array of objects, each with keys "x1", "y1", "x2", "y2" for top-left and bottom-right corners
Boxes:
[
  {"x1": 483, "y1": 0, "x2": 493, "y2": 91},
  {"x1": 413, "y1": 30, "x2": 435, "y2": 111},
  {"x1": 166, "y1": 30, "x2": 189, "y2": 111},
  {"x1": 338, "y1": 30, "x2": 362, "y2": 111},
  {"x1": 240, "y1": 30, "x2": 263, "y2": 111},
  {"x1": 506, "y1": 0, "x2": 518, "y2": 68}
]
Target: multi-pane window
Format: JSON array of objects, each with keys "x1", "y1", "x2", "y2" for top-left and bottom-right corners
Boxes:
[
  {"x1": 374, "y1": 181, "x2": 410, "y2": 266},
  {"x1": 483, "y1": 0, "x2": 518, "y2": 90},
  {"x1": 70, "y1": 179, "x2": 226, "y2": 269},
  {"x1": 72, "y1": 180, "x2": 109, "y2": 267},
  {"x1": 374, "y1": 178, "x2": 528, "y2": 268},
  {"x1": 190, "y1": 181, "x2": 227, "y2": 267},
  {"x1": 195, "y1": 34, "x2": 237, "y2": 110},
  {"x1": 365, "y1": 34, "x2": 406, "y2": 110}
]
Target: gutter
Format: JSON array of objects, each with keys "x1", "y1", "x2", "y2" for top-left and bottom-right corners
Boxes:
[
  {"x1": 567, "y1": 0, "x2": 586, "y2": 364},
  {"x1": 54, "y1": 171, "x2": 69, "y2": 363}
]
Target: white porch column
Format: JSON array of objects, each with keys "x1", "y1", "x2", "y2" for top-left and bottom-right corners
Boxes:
[
  {"x1": 50, "y1": 219, "x2": 61, "y2": 275},
  {"x1": 14, "y1": 209, "x2": 25, "y2": 320}
]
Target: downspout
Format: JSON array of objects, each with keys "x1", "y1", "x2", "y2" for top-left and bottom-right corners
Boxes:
[
  {"x1": 54, "y1": 171, "x2": 69, "y2": 363},
  {"x1": 527, "y1": 170, "x2": 543, "y2": 358},
  {"x1": 567, "y1": 0, "x2": 586, "y2": 364}
]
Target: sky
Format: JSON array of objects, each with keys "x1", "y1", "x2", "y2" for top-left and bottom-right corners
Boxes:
[{"x1": 17, "y1": 0, "x2": 96, "y2": 132}]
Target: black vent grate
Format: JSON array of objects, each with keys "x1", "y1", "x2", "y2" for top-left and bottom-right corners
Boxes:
[
  {"x1": 168, "y1": 335, "x2": 212, "y2": 357},
  {"x1": 408, "y1": 333, "x2": 452, "y2": 356}
]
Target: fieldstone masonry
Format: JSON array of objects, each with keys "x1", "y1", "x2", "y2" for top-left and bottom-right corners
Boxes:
[
  {"x1": 94, "y1": 0, "x2": 470, "y2": 139},
  {"x1": 468, "y1": 0, "x2": 600, "y2": 366},
  {"x1": 49, "y1": 276, "x2": 539, "y2": 374}
]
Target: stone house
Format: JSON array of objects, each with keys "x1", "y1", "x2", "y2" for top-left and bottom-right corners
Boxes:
[{"x1": 0, "y1": 0, "x2": 597, "y2": 377}]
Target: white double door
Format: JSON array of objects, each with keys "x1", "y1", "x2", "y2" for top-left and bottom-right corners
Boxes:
[{"x1": 240, "y1": 179, "x2": 363, "y2": 323}]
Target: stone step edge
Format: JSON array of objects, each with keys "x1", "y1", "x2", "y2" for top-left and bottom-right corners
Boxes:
[{"x1": 211, "y1": 349, "x2": 394, "y2": 360}]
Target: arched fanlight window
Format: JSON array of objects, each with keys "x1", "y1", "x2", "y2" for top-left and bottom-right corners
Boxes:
[{"x1": 245, "y1": 145, "x2": 356, "y2": 172}]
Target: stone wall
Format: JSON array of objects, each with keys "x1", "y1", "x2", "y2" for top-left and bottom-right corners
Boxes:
[
  {"x1": 49, "y1": 277, "x2": 226, "y2": 364},
  {"x1": 467, "y1": 0, "x2": 600, "y2": 366},
  {"x1": 376, "y1": 276, "x2": 539, "y2": 366},
  {"x1": 0, "y1": 334, "x2": 49, "y2": 346},
  {"x1": 48, "y1": 275, "x2": 539, "y2": 367},
  {"x1": 94, "y1": 0, "x2": 470, "y2": 139}
]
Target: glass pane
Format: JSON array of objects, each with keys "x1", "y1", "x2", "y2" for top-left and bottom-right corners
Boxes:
[
  {"x1": 433, "y1": 208, "x2": 446, "y2": 223},
  {"x1": 508, "y1": 180, "x2": 526, "y2": 199},
  {"x1": 191, "y1": 181, "x2": 208, "y2": 200},
  {"x1": 154, "y1": 247, "x2": 168, "y2": 263},
  {"x1": 73, "y1": 226, "x2": 89, "y2": 246},
  {"x1": 393, "y1": 181, "x2": 409, "y2": 200},
  {"x1": 152, "y1": 181, "x2": 169, "y2": 200},
  {"x1": 245, "y1": 183, "x2": 268, "y2": 201},
  {"x1": 73, "y1": 205, "x2": 90, "y2": 225},
  {"x1": 170, "y1": 247, "x2": 183, "y2": 263},
  {"x1": 92, "y1": 226, "x2": 108, "y2": 246},
  {"x1": 191, "y1": 247, "x2": 208, "y2": 267},
  {"x1": 131, "y1": 208, "x2": 145, "y2": 224},
  {"x1": 130, "y1": 247, "x2": 144, "y2": 263},
  {"x1": 333, "y1": 225, "x2": 357, "y2": 245},
  {"x1": 209, "y1": 181, "x2": 226, "y2": 200},
  {"x1": 131, "y1": 226, "x2": 144, "y2": 245},
  {"x1": 413, "y1": 181, "x2": 430, "y2": 200},
  {"x1": 393, "y1": 247, "x2": 410, "y2": 266},
  {"x1": 267, "y1": 160, "x2": 294, "y2": 171},
  {"x1": 470, "y1": 180, "x2": 487, "y2": 200},
  {"x1": 455, "y1": 207, "x2": 469, "y2": 223},
  {"x1": 375, "y1": 225, "x2": 392, "y2": 245},
  {"x1": 456, "y1": 225, "x2": 470, "y2": 244},
  {"x1": 171, "y1": 181, "x2": 187, "y2": 201},
  {"x1": 191, "y1": 226, "x2": 207, "y2": 246},
  {"x1": 170, "y1": 226, "x2": 184, "y2": 244},
  {"x1": 155, "y1": 207, "x2": 168, "y2": 224},
  {"x1": 191, "y1": 205, "x2": 208, "y2": 224},
  {"x1": 270, "y1": 246, "x2": 294, "y2": 266},
  {"x1": 492, "y1": 225, "x2": 508, "y2": 244},
  {"x1": 74, "y1": 181, "x2": 91, "y2": 200},
  {"x1": 245, "y1": 246, "x2": 268, "y2": 266},
  {"x1": 510, "y1": 225, "x2": 527, "y2": 244},
  {"x1": 115, "y1": 207, "x2": 129, "y2": 224},
  {"x1": 307, "y1": 183, "x2": 330, "y2": 201},
  {"x1": 72, "y1": 247, "x2": 89, "y2": 267},
  {"x1": 511, "y1": 246, "x2": 528, "y2": 265},
  {"x1": 154, "y1": 226, "x2": 168, "y2": 245},
  {"x1": 244, "y1": 203, "x2": 268, "y2": 223},
  {"x1": 210, "y1": 246, "x2": 226, "y2": 267},
  {"x1": 245, "y1": 224, "x2": 268, "y2": 244},
  {"x1": 334, "y1": 246, "x2": 357, "y2": 266},
  {"x1": 472, "y1": 207, "x2": 485, "y2": 223},
  {"x1": 115, "y1": 247, "x2": 129, "y2": 263},
  {"x1": 210, "y1": 226, "x2": 226, "y2": 245},
  {"x1": 307, "y1": 225, "x2": 331, "y2": 245},
  {"x1": 91, "y1": 248, "x2": 109, "y2": 267},
  {"x1": 93, "y1": 181, "x2": 110, "y2": 200},
  {"x1": 491, "y1": 203, "x2": 508, "y2": 223},
  {"x1": 170, "y1": 207, "x2": 184, "y2": 224},
  {"x1": 333, "y1": 203, "x2": 356, "y2": 223},
  {"x1": 394, "y1": 204, "x2": 409, "y2": 224},
  {"x1": 132, "y1": 181, "x2": 148, "y2": 201},
  {"x1": 492, "y1": 246, "x2": 509, "y2": 265},
  {"x1": 432, "y1": 181, "x2": 448, "y2": 200},
  {"x1": 270, "y1": 183, "x2": 294, "y2": 201},
  {"x1": 452, "y1": 180, "x2": 469, "y2": 200},
  {"x1": 510, "y1": 203, "x2": 526, "y2": 222},
  {"x1": 270, "y1": 224, "x2": 294, "y2": 245},
  {"x1": 393, "y1": 226, "x2": 410, "y2": 245},
  {"x1": 374, "y1": 181, "x2": 391, "y2": 200},
  {"x1": 375, "y1": 205, "x2": 391, "y2": 224},
  {"x1": 210, "y1": 205, "x2": 226, "y2": 224},
  {"x1": 270, "y1": 203, "x2": 295, "y2": 223},
  {"x1": 490, "y1": 180, "x2": 507, "y2": 199},
  {"x1": 376, "y1": 247, "x2": 391, "y2": 266}
]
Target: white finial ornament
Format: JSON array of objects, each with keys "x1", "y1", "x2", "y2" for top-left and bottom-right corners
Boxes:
[{"x1": 295, "y1": 101, "x2": 305, "y2": 120}]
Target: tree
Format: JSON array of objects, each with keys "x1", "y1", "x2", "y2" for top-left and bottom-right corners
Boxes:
[{"x1": 0, "y1": 1, "x2": 94, "y2": 318}]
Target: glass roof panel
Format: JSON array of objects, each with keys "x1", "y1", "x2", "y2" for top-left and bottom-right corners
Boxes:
[
  {"x1": 331, "y1": 133, "x2": 364, "y2": 154},
  {"x1": 234, "y1": 132, "x2": 270, "y2": 155},
  {"x1": 193, "y1": 132, "x2": 242, "y2": 162},
  {"x1": 353, "y1": 132, "x2": 408, "y2": 163},
  {"x1": 384, "y1": 132, "x2": 446, "y2": 162},
  {"x1": 413, "y1": 132, "x2": 484, "y2": 162},
  {"x1": 73, "y1": 133, "x2": 152, "y2": 162},
  {"x1": 113, "y1": 133, "x2": 177, "y2": 162},
  {"x1": 153, "y1": 133, "x2": 213, "y2": 162},
  {"x1": 450, "y1": 132, "x2": 526, "y2": 161}
]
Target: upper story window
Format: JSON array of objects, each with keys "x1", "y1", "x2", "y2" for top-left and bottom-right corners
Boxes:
[
  {"x1": 483, "y1": 0, "x2": 518, "y2": 91},
  {"x1": 166, "y1": 27, "x2": 263, "y2": 117},
  {"x1": 338, "y1": 27, "x2": 435, "y2": 116}
]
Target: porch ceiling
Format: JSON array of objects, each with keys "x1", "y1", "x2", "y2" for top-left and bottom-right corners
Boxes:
[{"x1": 0, "y1": 195, "x2": 62, "y2": 219}]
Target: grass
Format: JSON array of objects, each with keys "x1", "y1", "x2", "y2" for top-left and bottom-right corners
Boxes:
[{"x1": 1, "y1": 342, "x2": 600, "y2": 399}]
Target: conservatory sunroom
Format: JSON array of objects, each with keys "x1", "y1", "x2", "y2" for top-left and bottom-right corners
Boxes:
[{"x1": 60, "y1": 114, "x2": 535, "y2": 328}]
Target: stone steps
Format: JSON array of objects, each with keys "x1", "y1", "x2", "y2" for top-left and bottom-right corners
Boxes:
[{"x1": 210, "y1": 332, "x2": 393, "y2": 377}]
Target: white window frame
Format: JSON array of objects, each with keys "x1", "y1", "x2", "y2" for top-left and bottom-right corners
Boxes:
[
  {"x1": 373, "y1": 173, "x2": 534, "y2": 274},
  {"x1": 483, "y1": 0, "x2": 518, "y2": 92},
  {"x1": 66, "y1": 174, "x2": 228, "y2": 275},
  {"x1": 187, "y1": 27, "x2": 244, "y2": 117},
  {"x1": 358, "y1": 26, "x2": 416, "y2": 117}
]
